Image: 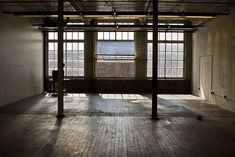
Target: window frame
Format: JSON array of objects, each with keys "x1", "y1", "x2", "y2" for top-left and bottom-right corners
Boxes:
[
  {"x1": 147, "y1": 31, "x2": 185, "y2": 79},
  {"x1": 47, "y1": 31, "x2": 85, "y2": 78}
]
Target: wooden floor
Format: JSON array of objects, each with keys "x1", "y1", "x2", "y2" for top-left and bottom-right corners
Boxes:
[{"x1": 0, "y1": 94, "x2": 235, "y2": 157}]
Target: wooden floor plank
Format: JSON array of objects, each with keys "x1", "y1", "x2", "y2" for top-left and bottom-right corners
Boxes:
[{"x1": 0, "y1": 94, "x2": 235, "y2": 157}]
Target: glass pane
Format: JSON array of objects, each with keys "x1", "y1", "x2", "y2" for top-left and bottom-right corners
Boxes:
[
  {"x1": 116, "y1": 32, "x2": 122, "y2": 40},
  {"x1": 67, "y1": 32, "x2": 73, "y2": 40},
  {"x1": 67, "y1": 43, "x2": 73, "y2": 50},
  {"x1": 123, "y1": 32, "x2": 128, "y2": 40},
  {"x1": 166, "y1": 32, "x2": 171, "y2": 40},
  {"x1": 172, "y1": 33, "x2": 178, "y2": 40},
  {"x1": 178, "y1": 52, "x2": 184, "y2": 60},
  {"x1": 67, "y1": 52, "x2": 73, "y2": 60},
  {"x1": 172, "y1": 52, "x2": 177, "y2": 60},
  {"x1": 158, "y1": 68, "x2": 164, "y2": 77},
  {"x1": 148, "y1": 43, "x2": 153, "y2": 52},
  {"x1": 67, "y1": 60, "x2": 73, "y2": 68},
  {"x1": 166, "y1": 68, "x2": 172, "y2": 77},
  {"x1": 178, "y1": 61, "x2": 183, "y2": 68},
  {"x1": 178, "y1": 44, "x2": 184, "y2": 51},
  {"x1": 159, "y1": 61, "x2": 165, "y2": 68},
  {"x1": 78, "y1": 60, "x2": 84, "y2": 67},
  {"x1": 73, "y1": 68, "x2": 79, "y2": 76},
  {"x1": 166, "y1": 52, "x2": 171, "y2": 60},
  {"x1": 172, "y1": 61, "x2": 177, "y2": 68},
  {"x1": 73, "y1": 43, "x2": 78, "y2": 50},
  {"x1": 166, "y1": 61, "x2": 171, "y2": 68},
  {"x1": 79, "y1": 32, "x2": 84, "y2": 40},
  {"x1": 128, "y1": 32, "x2": 134, "y2": 40},
  {"x1": 79, "y1": 68, "x2": 84, "y2": 76},
  {"x1": 159, "y1": 52, "x2": 165, "y2": 60},
  {"x1": 147, "y1": 69, "x2": 152, "y2": 77},
  {"x1": 49, "y1": 42, "x2": 54, "y2": 50},
  {"x1": 148, "y1": 32, "x2": 153, "y2": 40},
  {"x1": 79, "y1": 43, "x2": 84, "y2": 51},
  {"x1": 98, "y1": 32, "x2": 103, "y2": 40},
  {"x1": 104, "y1": 32, "x2": 109, "y2": 40},
  {"x1": 166, "y1": 44, "x2": 171, "y2": 51},
  {"x1": 178, "y1": 33, "x2": 184, "y2": 41},
  {"x1": 147, "y1": 60, "x2": 152, "y2": 68},
  {"x1": 172, "y1": 44, "x2": 177, "y2": 51},
  {"x1": 73, "y1": 32, "x2": 79, "y2": 40},
  {"x1": 48, "y1": 32, "x2": 55, "y2": 40},
  {"x1": 159, "y1": 43, "x2": 165, "y2": 51},
  {"x1": 172, "y1": 68, "x2": 177, "y2": 77},
  {"x1": 67, "y1": 68, "x2": 73, "y2": 76},
  {"x1": 178, "y1": 68, "x2": 183, "y2": 77},
  {"x1": 110, "y1": 32, "x2": 115, "y2": 40},
  {"x1": 159, "y1": 32, "x2": 165, "y2": 40}
]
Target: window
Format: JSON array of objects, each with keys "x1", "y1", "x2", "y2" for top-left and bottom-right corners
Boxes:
[
  {"x1": 147, "y1": 29, "x2": 184, "y2": 78},
  {"x1": 96, "y1": 31, "x2": 135, "y2": 78},
  {"x1": 47, "y1": 32, "x2": 84, "y2": 77}
]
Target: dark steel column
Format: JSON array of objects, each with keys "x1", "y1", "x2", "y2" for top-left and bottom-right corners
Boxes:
[
  {"x1": 152, "y1": 0, "x2": 158, "y2": 119},
  {"x1": 57, "y1": 0, "x2": 65, "y2": 118}
]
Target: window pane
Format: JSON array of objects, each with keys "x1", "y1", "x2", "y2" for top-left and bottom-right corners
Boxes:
[
  {"x1": 49, "y1": 42, "x2": 54, "y2": 50},
  {"x1": 178, "y1": 33, "x2": 184, "y2": 41},
  {"x1": 79, "y1": 43, "x2": 84, "y2": 51},
  {"x1": 159, "y1": 32, "x2": 165, "y2": 40},
  {"x1": 48, "y1": 32, "x2": 55, "y2": 40},
  {"x1": 166, "y1": 32, "x2": 171, "y2": 40},
  {"x1": 98, "y1": 32, "x2": 103, "y2": 40},
  {"x1": 123, "y1": 32, "x2": 128, "y2": 40},
  {"x1": 78, "y1": 32, "x2": 84, "y2": 40},
  {"x1": 159, "y1": 43, "x2": 165, "y2": 51},
  {"x1": 128, "y1": 32, "x2": 134, "y2": 40},
  {"x1": 104, "y1": 32, "x2": 110, "y2": 40},
  {"x1": 148, "y1": 43, "x2": 153, "y2": 52},
  {"x1": 172, "y1": 33, "x2": 178, "y2": 40},
  {"x1": 67, "y1": 43, "x2": 72, "y2": 50},
  {"x1": 166, "y1": 44, "x2": 171, "y2": 51},
  {"x1": 67, "y1": 32, "x2": 73, "y2": 40},
  {"x1": 172, "y1": 44, "x2": 177, "y2": 51},
  {"x1": 148, "y1": 32, "x2": 153, "y2": 40},
  {"x1": 73, "y1": 32, "x2": 79, "y2": 40},
  {"x1": 116, "y1": 32, "x2": 122, "y2": 40},
  {"x1": 110, "y1": 32, "x2": 115, "y2": 40},
  {"x1": 178, "y1": 44, "x2": 184, "y2": 51}
]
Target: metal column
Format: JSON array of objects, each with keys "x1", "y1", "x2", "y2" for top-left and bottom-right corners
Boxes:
[
  {"x1": 57, "y1": 0, "x2": 65, "y2": 118},
  {"x1": 152, "y1": 0, "x2": 158, "y2": 119}
]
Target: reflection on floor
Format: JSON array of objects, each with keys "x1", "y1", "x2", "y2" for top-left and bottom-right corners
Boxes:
[{"x1": 0, "y1": 93, "x2": 234, "y2": 157}]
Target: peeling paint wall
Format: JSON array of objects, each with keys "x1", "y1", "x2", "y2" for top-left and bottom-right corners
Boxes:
[
  {"x1": 193, "y1": 10, "x2": 235, "y2": 112},
  {"x1": 0, "y1": 13, "x2": 43, "y2": 106}
]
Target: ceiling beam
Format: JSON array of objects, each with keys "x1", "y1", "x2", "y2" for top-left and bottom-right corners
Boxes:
[{"x1": 5, "y1": 11, "x2": 229, "y2": 17}]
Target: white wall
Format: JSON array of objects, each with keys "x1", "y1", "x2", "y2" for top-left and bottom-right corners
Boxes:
[
  {"x1": 0, "y1": 13, "x2": 44, "y2": 106},
  {"x1": 193, "y1": 9, "x2": 235, "y2": 112}
]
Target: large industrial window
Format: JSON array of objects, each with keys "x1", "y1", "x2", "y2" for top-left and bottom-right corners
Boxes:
[
  {"x1": 96, "y1": 31, "x2": 135, "y2": 78},
  {"x1": 48, "y1": 32, "x2": 84, "y2": 77},
  {"x1": 147, "y1": 28, "x2": 184, "y2": 78}
]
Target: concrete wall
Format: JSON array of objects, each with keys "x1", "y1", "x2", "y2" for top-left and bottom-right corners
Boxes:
[
  {"x1": 192, "y1": 10, "x2": 235, "y2": 112},
  {"x1": 0, "y1": 13, "x2": 43, "y2": 106}
]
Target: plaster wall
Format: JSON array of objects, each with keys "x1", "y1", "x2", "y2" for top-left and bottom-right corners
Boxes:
[{"x1": 0, "y1": 13, "x2": 43, "y2": 106}]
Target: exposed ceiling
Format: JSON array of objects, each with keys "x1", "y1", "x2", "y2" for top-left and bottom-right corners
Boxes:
[{"x1": 0, "y1": 0, "x2": 235, "y2": 30}]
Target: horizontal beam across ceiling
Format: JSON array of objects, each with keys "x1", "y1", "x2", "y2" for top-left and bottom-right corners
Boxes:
[
  {"x1": 6, "y1": 11, "x2": 229, "y2": 17},
  {"x1": 1, "y1": 0, "x2": 235, "y2": 5}
]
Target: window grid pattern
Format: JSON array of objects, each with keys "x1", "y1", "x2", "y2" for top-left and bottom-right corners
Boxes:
[
  {"x1": 98, "y1": 32, "x2": 134, "y2": 40},
  {"x1": 147, "y1": 31, "x2": 184, "y2": 78},
  {"x1": 48, "y1": 32, "x2": 84, "y2": 77}
]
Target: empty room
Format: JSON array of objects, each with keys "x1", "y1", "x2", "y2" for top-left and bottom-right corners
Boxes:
[{"x1": 0, "y1": 0, "x2": 235, "y2": 157}]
